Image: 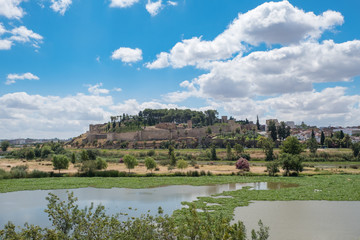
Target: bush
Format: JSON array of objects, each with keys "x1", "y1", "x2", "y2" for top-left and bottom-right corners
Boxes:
[
  {"x1": 147, "y1": 149, "x2": 155, "y2": 156},
  {"x1": 240, "y1": 153, "x2": 251, "y2": 161},
  {"x1": 10, "y1": 165, "x2": 28, "y2": 178},
  {"x1": 145, "y1": 157, "x2": 157, "y2": 172},
  {"x1": 28, "y1": 170, "x2": 49, "y2": 178},
  {"x1": 96, "y1": 158, "x2": 108, "y2": 170},
  {"x1": 0, "y1": 169, "x2": 11, "y2": 179},
  {"x1": 266, "y1": 161, "x2": 280, "y2": 176},
  {"x1": 94, "y1": 170, "x2": 120, "y2": 177},
  {"x1": 236, "y1": 158, "x2": 250, "y2": 171},
  {"x1": 177, "y1": 159, "x2": 188, "y2": 170},
  {"x1": 280, "y1": 153, "x2": 303, "y2": 176}
]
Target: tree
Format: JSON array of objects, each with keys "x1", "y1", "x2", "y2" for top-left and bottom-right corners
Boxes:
[
  {"x1": 256, "y1": 115, "x2": 260, "y2": 130},
  {"x1": 320, "y1": 131, "x2": 325, "y2": 146},
  {"x1": 268, "y1": 121, "x2": 277, "y2": 142},
  {"x1": 280, "y1": 153, "x2": 303, "y2": 176},
  {"x1": 177, "y1": 159, "x2": 188, "y2": 170},
  {"x1": 170, "y1": 151, "x2": 177, "y2": 166},
  {"x1": 123, "y1": 154, "x2": 138, "y2": 173},
  {"x1": 235, "y1": 158, "x2": 250, "y2": 171},
  {"x1": 1, "y1": 141, "x2": 10, "y2": 152},
  {"x1": 351, "y1": 142, "x2": 360, "y2": 158},
  {"x1": 96, "y1": 158, "x2": 108, "y2": 170},
  {"x1": 71, "y1": 152, "x2": 76, "y2": 164},
  {"x1": 210, "y1": 144, "x2": 217, "y2": 160},
  {"x1": 307, "y1": 137, "x2": 318, "y2": 155},
  {"x1": 80, "y1": 150, "x2": 89, "y2": 162},
  {"x1": 52, "y1": 155, "x2": 70, "y2": 174},
  {"x1": 145, "y1": 157, "x2": 157, "y2": 173},
  {"x1": 339, "y1": 130, "x2": 345, "y2": 140},
  {"x1": 266, "y1": 161, "x2": 280, "y2": 176},
  {"x1": 206, "y1": 127, "x2": 212, "y2": 135},
  {"x1": 277, "y1": 122, "x2": 287, "y2": 141},
  {"x1": 263, "y1": 139, "x2": 275, "y2": 161},
  {"x1": 281, "y1": 136, "x2": 304, "y2": 155},
  {"x1": 25, "y1": 148, "x2": 35, "y2": 160},
  {"x1": 234, "y1": 144, "x2": 244, "y2": 157},
  {"x1": 226, "y1": 143, "x2": 233, "y2": 160},
  {"x1": 41, "y1": 146, "x2": 52, "y2": 158}
]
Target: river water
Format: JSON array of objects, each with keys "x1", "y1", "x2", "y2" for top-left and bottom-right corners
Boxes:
[
  {"x1": 232, "y1": 201, "x2": 360, "y2": 240},
  {"x1": 0, "y1": 182, "x2": 280, "y2": 227}
]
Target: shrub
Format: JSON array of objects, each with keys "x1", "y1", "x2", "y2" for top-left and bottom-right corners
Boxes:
[
  {"x1": 0, "y1": 169, "x2": 11, "y2": 179},
  {"x1": 10, "y1": 165, "x2": 28, "y2": 178},
  {"x1": 266, "y1": 161, "x2": 280, "y2": 176},
  {"x1": 236, "y1": 158, "x2": 250, "y2": 171},
  {"x1": 123, "y1": 154, "x2": 138, "y2": 173},
  {"x1": 177, "y1": 159, "x2": 188, "y2": 170},
  {"x1": 28, "y1": 170, "x2": 49, "y2": 178},
  {"x1": 96, "y1": 158, "x2": 108, "y2": 170},
  {"x1": 145, "y1": 157, "x2": 157, "y2": 173},
  {"x1": 147, "y1": 149, "x2": 155, "y2": 156},
  {"x1": 280, "y1": 153, "x2": 303, "y2": 176},
  {"x1": 94, "y1": 170, "x2": 120, "y2": 177},
  {"x1": 240, "y1": 153, "x2": 251, "y2": 161}
]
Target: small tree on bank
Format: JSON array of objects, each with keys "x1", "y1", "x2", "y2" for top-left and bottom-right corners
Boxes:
[
  {"x1": 145, "y1": 157, "x2": 157, "y2": 173},
  {"x1": 210, "y1": 144, "x2": 217, "y2": 160},
  {"x1": 1, "y1": 141, "x2": 10, "y2": 152},
  {"x1": 177, "y1": 159, "x2": 188, "y2": 170},
  {"x1": 52, "y1": 155, "x2": 70, "y2": 174},
  {"x1": 123, "y1": 154, "x2": 138, "y2": 173},
  {"x1": 281, "y1": 136, "x2": 304, "y2": 155}
]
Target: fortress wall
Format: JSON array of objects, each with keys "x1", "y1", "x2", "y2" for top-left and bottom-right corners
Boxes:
[
  {"x1": 87, "y1": 134, "x2": 107, "y2": 142},
  {"x1": 140, "y1": 129, "x2": 172, "y2": 140},
  {"x1": 107, "y1": 132, "x2": 139, "y2": 141}
]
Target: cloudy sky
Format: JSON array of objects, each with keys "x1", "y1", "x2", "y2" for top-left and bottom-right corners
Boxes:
[{"x1": 1, "y1": 0, "x2": 360, "y2": 139}]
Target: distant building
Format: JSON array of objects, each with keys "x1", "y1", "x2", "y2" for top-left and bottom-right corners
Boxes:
[
  {"x1": 285, "y1": 121, "x2": 295, "y2": 128},
  {"x1": 333, "y1": 128, "x2": 360, "y2": 136},
  {"x1": 221, "y1": 116, "x2": 228, "y2": 123},
  {"x1": 265, "y1": 119, "x2": 279, "y2": 131}
]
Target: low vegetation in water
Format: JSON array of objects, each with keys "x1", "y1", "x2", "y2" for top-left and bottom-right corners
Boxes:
[{"x1": 0, "y1": 191, "x2": 269, "y2": 240}]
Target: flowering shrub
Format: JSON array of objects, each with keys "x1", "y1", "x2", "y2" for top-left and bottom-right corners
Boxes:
[{"x1": 236, "y1": 158, "x2": 250, "y2": 171}]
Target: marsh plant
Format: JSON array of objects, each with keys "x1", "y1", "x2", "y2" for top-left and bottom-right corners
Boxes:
[{"x1": 0, "y1": 192, "x2": 269, "y2": 240}]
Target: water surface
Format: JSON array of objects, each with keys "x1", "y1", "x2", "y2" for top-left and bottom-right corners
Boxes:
[
  {"x1": 233, "y1": 201, "x2": 360, "y2": 240},
  {"x1": 0, "y1": 182, "x2": 286, "y2": 227}
]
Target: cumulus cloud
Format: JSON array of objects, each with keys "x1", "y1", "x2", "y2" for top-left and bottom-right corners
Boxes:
[
  {"x1": 5, "y1": 72, "x2": 39, "y2": 85},
  {"x1": 219, "y1": 87, "x2": 360, "y2": 127},
  {"x1": 50, "y1": 0, "x2": 72, "y2": 15},
  {"x1": 146, "y1": 0, "x2": 163, "y2": 16},
  {"x1": 147, "y1": 0, "x2": 343, "y2": 69},
  {"x1": 0, "y1": 24, "x2": 43, "y2": 50},
  {"x1": 0, "y1": 39, "x2": 12, "y2": 50},
  {"x1": 111, "y1": 47, "x2": 143, "y2": 63},
  {"x1": 110, "y1": 0, "x2": 139, "y2": 8},
  {"x1": 87, "y1": 83, "x2": 110, "y2": 95},
  {"x1": 178, "y1": 40, "x2": 360, "y2": 100},
  {"x1": 0, "y1": 92, "x2": 114, "y2": 138},
  {"x1": 0, "y1": 0, "x2": 25, "y2": 19},
  {"x1": 167, "y1": 1, "x2": 177, "y2": 6}
]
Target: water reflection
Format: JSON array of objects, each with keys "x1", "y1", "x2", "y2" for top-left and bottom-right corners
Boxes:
[{"x1": 0, "y1": 182, "x2": 295, "y2": 227}]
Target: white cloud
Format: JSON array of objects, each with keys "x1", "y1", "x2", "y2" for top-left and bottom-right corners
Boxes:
[
  {"x1": 6, "y1": 72, "x2": 39, "y2": 85},
  {"x1": 113, "y1": 88, "x2": 122, "y2": 92},
  {"x1": 0, "y1": 92, "x2": 113, "y2": 138},
  {"x1": 110, "y1": 0, "x2": 139, "y2": 8},
  {"x1": 146, "y1": 0, "x2": 162, "y2": 16},
  {"x1": 50, "y1": 0, "x2": 72, "y2": 15},
  {"x1": 111, "y1": 47, "x2": 143, "y2": 63},
  {"x1": 0, "y1": 0, "x2": 25, "y2": 19},
  {"x1": 0, "y1": 23, "x2": 6, "y2": 35},
  {"x1": 87, "y1": 83, "x2": 110, "y2": 95},
  {"x1": 147, "y1": 0, "x2": 343, "y2": 69},
  {"x1": 9, "y1": 26, "x2": 43, "y2": 48},
  {"x1": 167, "y1": 1, "x2": 177, "y2": 6},
  {"x1": 0, "y1": 39, "x2": 12, "y2": 50},
  {"x1": 219, "y1": 87, "x2": 360, "y2": 127},
  {"x1": 181, "y1": 40, "x2": 360, "y2": 100},
  {"x1": 96, "y1": 56, "x2": 100, "y2": 62}
]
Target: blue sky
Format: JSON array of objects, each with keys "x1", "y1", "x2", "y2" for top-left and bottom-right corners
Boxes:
[{"x1": 1, "y1": 0, "x2": 360, "y2": 139}]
